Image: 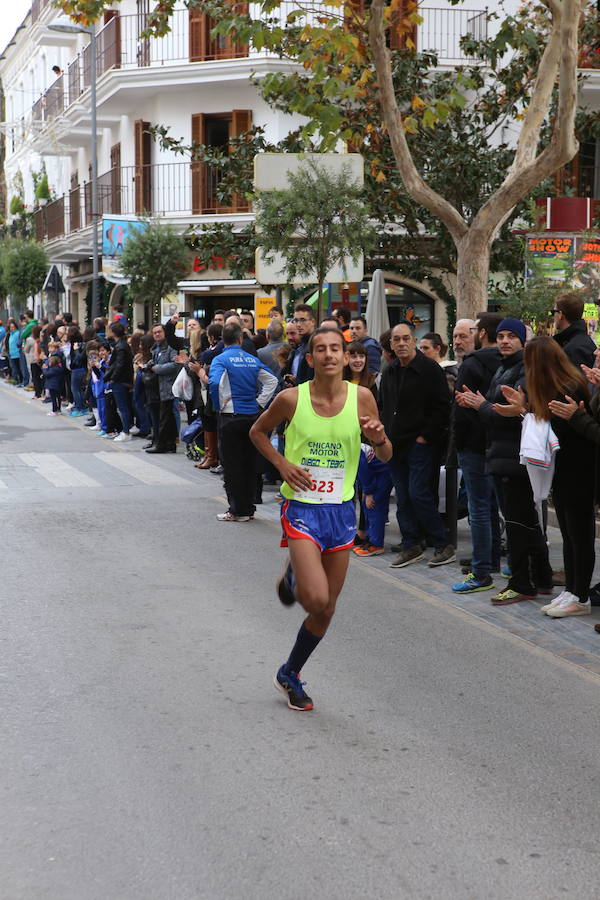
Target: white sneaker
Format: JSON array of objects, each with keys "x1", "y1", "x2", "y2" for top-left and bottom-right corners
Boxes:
[
  {"x1": 65, "y1": 402, "x2": 74, "y2": 411},
  {"x1": 113, "y1": 432, "x2": 132, "y2": 442},
  {"x1": 541, "y1": 590, "x2": 571, "y2": 614},
  {"x1": 129, "y1": 425, "x2": 140, "y2": 435},
  {"x1": 547, "y1": 597, "x2": 591, "y2": 618},
  {"x1": 91, "y1": 422, "x2": 101, "y2": 431}
]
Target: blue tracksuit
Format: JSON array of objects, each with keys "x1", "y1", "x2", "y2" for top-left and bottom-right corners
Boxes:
[
  {"x1": 208, "y1": 345, "x2": 278, "y2": 414},
  {"x1": 357, "y1": 443, "x2": 393, "y2": 548}
]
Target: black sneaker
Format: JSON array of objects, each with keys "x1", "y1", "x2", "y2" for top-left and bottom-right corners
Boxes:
[
  {"x1": 390, "y1": 545, "x2": 425, "y2": 568},
  {"x1": 276, "y1": 561, "x2": 296, "y2": 606},
  {"x1": 428, "y1": 545, "x2": 456, "y2": 567},
  {"x1": 274, "y1": 665, "x2": 313, "y2": 711},
  {"x1": 84, "y1": 416, "x2": 96, "y2": 427},
  {"x1": 391, "y1": 539, "x2": 426, "y2": 555}
]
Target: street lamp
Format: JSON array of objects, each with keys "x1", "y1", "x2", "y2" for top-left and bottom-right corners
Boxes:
[{"x1": 47, "y1": 19, "x2": 100, "y2": 321}]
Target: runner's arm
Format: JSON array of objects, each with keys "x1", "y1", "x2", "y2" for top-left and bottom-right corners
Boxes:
[
  {"x1": 250, "y1": 390, "x2": 312, "y2": 491},
  {"x1": 358, "y1": 387, "x2": 392, "y2": 462}
]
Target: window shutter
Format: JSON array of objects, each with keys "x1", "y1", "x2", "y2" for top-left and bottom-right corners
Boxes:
[
  {"x1": 110, "y1": 143, "x2": 121, "y2": 215},
  {"x1": 191, "y1": 113, "x2": 206, "y2": 214},
  {"x1": 134, "y1": 120, "x2": 152, "y2": 214},
  {"x1": 189, "y1": 8, "x2": 207, "y2": 62},
  {"x1": 390, "y1": 1, "x2": 418, "y2": 51},
  {"x1": 231, "y1": 110, "x2": 252, "y2": 210}
]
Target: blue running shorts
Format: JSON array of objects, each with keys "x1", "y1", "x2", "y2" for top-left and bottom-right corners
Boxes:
[{"x1": 280, "y1": 499, "x2": 357, "y2": 553}]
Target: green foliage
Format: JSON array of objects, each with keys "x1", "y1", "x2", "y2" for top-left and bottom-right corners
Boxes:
[
  {"x1": 34, "y1": 175, "x2": 51, "y2": 203},
  {"x1": 184, "y1": 222, "x2": 257, "y2": 281},
  {"x1": 118, "y1": 220, "x2": 190, "y2": 309},
  {"x1": 2, "y1": 240, "x2": 48, "y2": 304},
  {"x1": 255, "y1": 159, "x2": 375, "y2": 316},
  {"x1": 9, "y1": 196, "x2": 25, "y2": 216}
]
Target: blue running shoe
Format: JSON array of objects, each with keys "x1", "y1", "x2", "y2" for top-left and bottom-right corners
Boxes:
[
  {"x1": 501, "y1": 565, "x2": 511, "y2": 578},
  {"x1": 274, "y1": 665, "x2": 313, "y2": 711},
  {"x1": 452, "y1": 573, "x2": 494, "y2": 593},
  {"x1": 276, "y1": 560, "x2": 296, "y2": 606}
]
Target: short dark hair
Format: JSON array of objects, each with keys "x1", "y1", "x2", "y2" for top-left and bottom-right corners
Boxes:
[
  {"x1": 62, "y1": 312, "x2": 73, "y2": 324},
  {"x1": 334, "y1": 306, "x2": 352, "y2": 325},
  {"x1": 351, "y1": 315, "x2": 367, "y2": 327},
  {"x1": 294, "y1": 303, "x2": 316, "y2": 320},
  {"x1": 269, "y1": 305, "x2": 283, "y2": 315},
  {"x1": 556, "y1": 292, "x2": 584, "y2": 323},
  {"x1": 321, "y1": 316, "x2": 340, "y2": 326},
  {"x1": 213, "y1": 309, "x2": 226, "y2": 319},
  {"x1": 223, "y1": 322, "x2": 242, "y2": 345},
  {"x1": 421, "y1": 332, "x2": 448, "y2": 356},
  {"x1": 207, "y1": 323, "x2": 223, "y2": 341},
  {"x1": 111, "y1": 322, "x2": 125, "y2": 338},
  {"x1": 241, "y1": 309, "x2": 255, "y2": 325},
  {"x1": 25, "y1": 308, "x2": 34, "y2": 318},
  {"x1": 308, "y1": 326, "x2": 345, "y2": 353},
  {"x1": 112, "y1": 304, "x2": 123, "y2": 313},
  {"x1": 476, "y1": 312, "x2": 503, "y2": 343}
]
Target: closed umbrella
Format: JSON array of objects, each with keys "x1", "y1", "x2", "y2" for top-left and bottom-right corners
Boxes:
[{"x1": 365, "y1": 269, "x2": 390, "y2": 340}]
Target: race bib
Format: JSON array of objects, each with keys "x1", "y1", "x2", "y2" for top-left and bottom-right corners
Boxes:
[{"x1": 298, "y1": 465, "x2": 344, "y2": 504}]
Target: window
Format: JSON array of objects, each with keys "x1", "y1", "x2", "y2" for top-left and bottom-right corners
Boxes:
[{"x1": 191, "y1": 110, "x2": 252, "y2": 214}]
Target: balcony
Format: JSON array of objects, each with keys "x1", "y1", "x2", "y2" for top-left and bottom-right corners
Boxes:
[
  {"x1": 37, "y1": 162, "x2": 251, "y2": 244},
  {"x1": 418, "y1": 7, "x2": 487, "y2": 61}
]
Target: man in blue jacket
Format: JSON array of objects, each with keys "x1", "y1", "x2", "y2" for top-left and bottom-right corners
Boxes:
[{"x1": 209, "y1": 322, "x2": 278, "y2": 522}]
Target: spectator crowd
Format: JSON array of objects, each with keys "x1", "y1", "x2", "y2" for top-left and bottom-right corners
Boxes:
[{"x1": 1, "y1": 292, "x2": 600, "y2": 630}]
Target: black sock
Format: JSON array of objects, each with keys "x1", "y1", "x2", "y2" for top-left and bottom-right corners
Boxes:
[{"x1": 285, "y1": 623, "x2": 322, "y2": 675}]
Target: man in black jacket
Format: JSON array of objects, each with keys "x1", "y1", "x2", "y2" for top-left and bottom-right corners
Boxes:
[
  {"x1": 457, "y1": 317, "x2": 553, "y2": 605},
  {"x1": 452, "y1": 313, "x2": 503, "y2": 594},
  {"x1": 553, "y1": 292, "x2": 596, "y2": 369},
  {"x1": 104, "y1": 322, "x2": 134, "y2": 442},
  {"x1": 380, "y1": 321, "x2": 454, "y2": 568},
  {"x1": 282, "y1": 303, "x2": 315, "y2": 386}
]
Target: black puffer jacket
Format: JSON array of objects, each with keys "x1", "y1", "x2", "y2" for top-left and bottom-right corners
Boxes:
[
  {"x1": 104, "y1": 337, "x2": 133, "y2": 385},
  {"x1": 554, "y1": 319, "x2": 596, "y2": 370},
  {"x1": 454, "y1": 346, "x2": 502, "y2": 454},
  {"x1": 478, "y1": 350, "x2": 526, "y2": 477}
]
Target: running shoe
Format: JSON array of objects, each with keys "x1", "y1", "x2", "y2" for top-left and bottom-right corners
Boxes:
[
  {"x1": 277, "y1": 561, "x2": 296, "y2": 606},
  {"x1": 491, "y1": 588, "x2": 535, "y2": 606},
  {"x1": 274, "y1": 665, "x2": 313, "y2": 711},
  {"x1": 353, "y1": 544, "x2": 384, "y2": 557},
  {"x1": 546, "y1": 597, "x2": 591, "y2": 618},
  {"x1": 452, "y1": 573, "x2": 494, "y2": 594}
]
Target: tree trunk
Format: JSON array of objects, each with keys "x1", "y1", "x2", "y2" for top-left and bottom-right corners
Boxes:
[{"x1": 455, "y1": 232, "x2": 492, "y2": 322}]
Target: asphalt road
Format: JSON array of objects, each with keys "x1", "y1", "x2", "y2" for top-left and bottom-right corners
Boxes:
[{"x1": 2, "y1": 384, "x2": 600, "y2": 900}]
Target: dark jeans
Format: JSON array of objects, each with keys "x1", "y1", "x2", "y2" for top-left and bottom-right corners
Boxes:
[
  {"x1": 133, "y1": 371, "x2": 151, "y2": 435},
  {"x1": 553, "y1": 483, "x2": 595, "y2": 602},
  {"x1": 389, "y1": 440, "x2": 448, "y2": 551},
  {"x1": 30, "y1": 362, "x2": 43, "y2": 398},
  {"x1": 71, "y1": 368, "x2": 86, "y2": 412},
  {"x1": 9, "y1": 358, "x2": 22, "y2": 383},
  {"x1": 110, "y1": 382, "x2": 132, "y2": 433},
  {"x1": 19, "y1": 349, "x2": 30, "y2": 386},
  {"x1": 495, "y1": 473, "x2": 552, "y2": 595},
  {"x1": 219, "y1": 413, "x2": 258, "y2": 517},
  {"x1": 49, "y1": 389, "x2": 61, "y2": 412},
  {"x1": 458, "y1": 449, "x2": 501, "y2": 578},
  {"x1": 148, "y1": 401, "x2": 161, "y2": 444},
  {"x1": 157, "y1": 398, "x2": 177, "y2": 450}
]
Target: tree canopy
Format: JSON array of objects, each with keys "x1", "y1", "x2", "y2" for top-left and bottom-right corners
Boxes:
[
  {"x1": 118, "y1": 221, "x2": 190, "y2": 316},
  {"x1": 1, "y1": 240, "x2": 48, "y2": 306}
]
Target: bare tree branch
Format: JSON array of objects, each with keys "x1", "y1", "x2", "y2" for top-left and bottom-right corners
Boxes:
[{"x1": 368, "y1": 0, "x2": 468, "y2": 244}]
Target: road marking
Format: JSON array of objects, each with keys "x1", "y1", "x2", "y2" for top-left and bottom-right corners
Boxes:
[
  {"x1": 19, "y1": 453, "x2": 100, "y2": 488},
  {"x1": 95, "y1": 451, "x2": 188, "y2": 485}
]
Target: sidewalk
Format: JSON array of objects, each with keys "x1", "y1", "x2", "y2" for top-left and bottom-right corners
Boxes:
[{"x1": 258, "y1": 483, "x2": 600, "y2": 678}]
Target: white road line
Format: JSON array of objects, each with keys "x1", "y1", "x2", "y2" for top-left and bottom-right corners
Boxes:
[
  {"x1": 19, "y1": 453, "x2": 101, "y2": 488},
  {"x1": 94, "y1": 451, "x2": 188, "y2": 485}
]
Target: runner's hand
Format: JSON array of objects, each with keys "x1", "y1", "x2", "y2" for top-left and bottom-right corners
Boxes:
[
  {"x1": 548, "y1": 395, "x2": 583, "y2": 420},
  {"x1": 359, "y1": 415, "x2": 386, "y2": 445},
  {"x1": 278, "y1": 460, "x2": 312, "y2": 492}
]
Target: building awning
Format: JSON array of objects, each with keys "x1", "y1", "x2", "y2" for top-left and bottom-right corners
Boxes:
[{"x1": 177, "y1": 279, "x2": 258, "y2": 292}]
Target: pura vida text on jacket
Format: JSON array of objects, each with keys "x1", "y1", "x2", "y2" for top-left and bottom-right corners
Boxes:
[
  {"x1": 378, "y1": 349, "x2": 451, "y2": 455},
  {"x1": 208, "y1": 345, "x2": 279, "y2": 415}
]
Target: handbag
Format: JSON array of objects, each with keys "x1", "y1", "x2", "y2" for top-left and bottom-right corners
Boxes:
[{"x1": 172, "y1": 366, "x2": 193, "y2": 401}]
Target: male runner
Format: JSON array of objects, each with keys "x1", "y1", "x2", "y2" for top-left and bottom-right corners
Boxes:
[{"x1": 250, "y1": 327, "x2": 392, "y2": 711}]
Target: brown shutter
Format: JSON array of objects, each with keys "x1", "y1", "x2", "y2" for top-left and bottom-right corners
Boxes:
[
  {"x1": 233, "y1": 2, "x2": 249, "y2": 56},
  {"x1": 191, "y1": 113, "x2": 205, "y2": 214},
  {"x1": 231, "y1": 110, "x2": 252, "y2": 211},
  {"x1": 134, "y1": 120, "x2": 152, "y2": 214},
  {"x1": 189, "y1": 8, "x2": 207, "y2": 62},
  {"x1": 390, "y1": 1, "x2": 418, "y2": 51}
]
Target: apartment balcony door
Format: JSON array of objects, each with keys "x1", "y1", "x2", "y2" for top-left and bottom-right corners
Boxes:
[
  {"x1": 111, "y1": 143, "x2": 122, "y2": 214},
  {"x1": 188, "y1": 4, "x2": 248, "y2": 62},
  {"x1": 191, "y1": 110, "x2": 252, "y2": 214}
]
